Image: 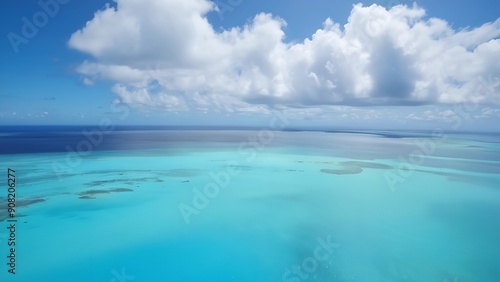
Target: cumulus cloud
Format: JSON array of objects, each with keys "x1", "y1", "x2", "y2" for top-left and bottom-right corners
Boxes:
[{"x1": 68, "y1": 0, "x2": 500, "y2": 113}]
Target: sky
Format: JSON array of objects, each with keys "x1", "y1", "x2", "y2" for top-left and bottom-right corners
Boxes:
[{"x1": 0, "y1": 0, "x2": 499, "y2": 130}]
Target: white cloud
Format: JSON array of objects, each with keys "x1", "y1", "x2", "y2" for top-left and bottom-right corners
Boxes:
[
  {"x1": 404, "y1": 105, "x2": 500, "y2": 122},
  {"x1": 474, "y1": 106, "x2": 500, "y2": 118},
  {"x1": 68, "y1": 0, "x2": 500, "y2": 114},
  {"x1": 111, "y1": 84, "x2": 189, "y2": 112}
]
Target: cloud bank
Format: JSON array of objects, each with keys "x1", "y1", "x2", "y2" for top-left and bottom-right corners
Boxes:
[{"x1": 69, "y1": 0, "x2": 500, "y2": 113}]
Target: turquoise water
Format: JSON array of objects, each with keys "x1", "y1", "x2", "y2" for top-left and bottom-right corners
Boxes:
[{"x1": 0, "y1": 130, "x2": 499, "y2": 281}]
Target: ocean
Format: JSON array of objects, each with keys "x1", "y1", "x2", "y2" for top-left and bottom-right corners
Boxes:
[{"x1": 0, "y1": 127, "x2": 499, "y2": 281}]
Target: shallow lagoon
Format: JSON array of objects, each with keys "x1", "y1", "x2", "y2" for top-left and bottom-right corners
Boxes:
[{"x1": 0, "y1": 129, "x2": 499, "y2": 281}]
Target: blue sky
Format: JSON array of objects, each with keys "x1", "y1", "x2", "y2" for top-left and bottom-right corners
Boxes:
[{"x1": 0, "y1": 0, "x2": 499, "y2": 130}]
